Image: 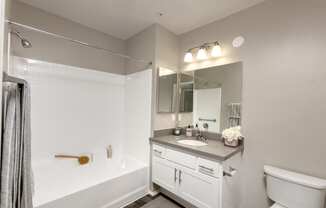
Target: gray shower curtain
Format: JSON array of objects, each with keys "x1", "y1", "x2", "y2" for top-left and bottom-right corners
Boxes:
[{"x1": 0, "y1": 83, "x2": 33, "y2": 208}]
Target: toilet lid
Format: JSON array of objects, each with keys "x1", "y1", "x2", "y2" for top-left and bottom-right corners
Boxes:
[{"x1": 271, "y1": 203, "x2": 287, "y2": 208}]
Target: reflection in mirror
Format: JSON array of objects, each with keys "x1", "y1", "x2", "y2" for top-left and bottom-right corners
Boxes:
[
  {"x1": 157, "y1": 67, "x2": 177, "y2": 113},
  {"x1": 179, "y1": 62, "x2": 242, "y2": 134},
  {"x1": 179, "y1": 72, "x2": 194, "y2": 113},
  {"x1": 194, "y1": 87, "x2": 222, "y2": 132}
]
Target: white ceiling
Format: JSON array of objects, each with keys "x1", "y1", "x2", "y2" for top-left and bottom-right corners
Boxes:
[{"x1": 19, "y1": 0, "x2": 265, "y2": 40}]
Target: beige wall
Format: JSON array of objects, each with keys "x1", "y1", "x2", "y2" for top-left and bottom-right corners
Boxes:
[
  {"x1": 126, "y1": 24, "x2": 179, "y2": 130},
  {"x1": 10, "y1": 1, "x2": 126, "y2": 74},
  {"x1": 154, "y1": 25, "x2": 179, "y2": 130},
  {"x1": 125, "y1": 25, "x2": 156, "y2": 74},
  {"x1": 156, "y1": 25, "x2": 179, "y2": 71},
  {"x1": 179, "y1": 0, "x2": 326, "y2": 207}
]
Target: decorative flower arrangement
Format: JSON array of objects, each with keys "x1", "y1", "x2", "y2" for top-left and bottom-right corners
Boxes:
[{"x1": 222, "y1": 126, "x2": 242, "y2": 147}]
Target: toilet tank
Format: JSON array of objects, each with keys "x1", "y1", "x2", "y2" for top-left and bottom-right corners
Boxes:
[{"x1": 264, "y1": 165, "x2": 326, "y2": 208}]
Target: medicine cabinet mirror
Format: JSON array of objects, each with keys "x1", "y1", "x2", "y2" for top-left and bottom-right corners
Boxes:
[
  {"x1": 179, "y1": 72, "x2": 194, "y2": 113},
  {"x1": 157, "y1": 67, "x2": 178, "y2": 113}
]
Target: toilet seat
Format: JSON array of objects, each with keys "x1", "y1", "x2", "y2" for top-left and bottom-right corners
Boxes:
[{"x1": 271, "y1": 203, "x2": 287, "y2": 208}]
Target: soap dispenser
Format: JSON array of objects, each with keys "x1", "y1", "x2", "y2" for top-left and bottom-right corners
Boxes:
[
  {"x1": 195, "y1": 124, "x2": 200, "y2": 138},
  {"x1": 186, "y1": 125, "x2": 192, "y2": 137}
]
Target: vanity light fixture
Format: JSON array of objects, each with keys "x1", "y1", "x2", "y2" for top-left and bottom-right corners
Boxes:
[
  {"x1": 211, "y1": 42, "x2": 222, "y2": 57},
  {"x1": 196, "y1": 46, "x2": 208, "y2": 60},
  {"x1": 184, "y1": 50, "x2": 193, "y2": 63},
  {"x1": 183, "y1": 41, "x2": 222, "y2": 63}
]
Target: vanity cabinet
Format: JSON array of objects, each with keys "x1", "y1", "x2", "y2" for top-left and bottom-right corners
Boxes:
[
  {"x1": 177, "y1": 166, "x2": 221, "y2": 208},
  {"x1": 152, "y1": 157, "x2": 177, "y2": 193},
  {"x1": 152, "y1": 144, "x2": 222, "y2": 208}
]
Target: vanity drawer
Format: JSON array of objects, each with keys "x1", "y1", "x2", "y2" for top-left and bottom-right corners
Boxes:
[
  {"x1": 152, "y1": 144, "x2": 166, "y2": 158},
  {"x1": 198, "y1": 158, "x2": 221, "y2": 178},
  {"x1": 166, "y1": 148, "x2": 197, "y2": 169}
]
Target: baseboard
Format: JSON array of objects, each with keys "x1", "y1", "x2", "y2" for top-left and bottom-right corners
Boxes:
[
  {"x1": 161, "y1": 188, "x2": 197, "y2": 208},
  {"x1": 101, "y1": 186, "x2": 148, "y2": 208},
  {"x1": 148, "y1": 189, "x2": 160, "y2": 197}
]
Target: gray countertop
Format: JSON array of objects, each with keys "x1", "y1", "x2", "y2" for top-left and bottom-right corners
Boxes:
[{"x1": 150, "y1": 135, "x2": 243, "y2": 161}]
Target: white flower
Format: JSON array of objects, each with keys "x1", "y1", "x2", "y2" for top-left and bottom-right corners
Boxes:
[{"x1": 222, "y1": 126, "x2": 242, "y2": 142}]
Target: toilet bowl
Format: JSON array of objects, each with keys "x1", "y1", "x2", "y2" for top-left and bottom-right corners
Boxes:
[
  {"x1": 264, "y1": 165, "x2": 326, "y2": 208},
  {"x1": 270, "y1": 203, "x2": 286, "y2": 208}
]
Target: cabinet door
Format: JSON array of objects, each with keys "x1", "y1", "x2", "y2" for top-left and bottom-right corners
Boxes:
[
  {"x1": 152, "y1": 157, "x2": 177, "y2": 193},
  {"x1": 178, "y1": 168, "x2": 221, "y2": 208}
]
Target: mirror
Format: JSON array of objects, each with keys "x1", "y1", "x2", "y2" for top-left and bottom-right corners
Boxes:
[
  {"x1": 179, "y1": 72, "x2": 194, "y2": 113},
  {"x1": 178, "y1": 62, "x2": 242, "y2": 133},
  {"x1": 157, "y1": 67, "x2": 177, "y2": 113}
]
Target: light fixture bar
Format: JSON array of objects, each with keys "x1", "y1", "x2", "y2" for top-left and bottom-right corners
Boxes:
[{"x1": 183, "y1": 41, "x2": 222, "y2": 63}]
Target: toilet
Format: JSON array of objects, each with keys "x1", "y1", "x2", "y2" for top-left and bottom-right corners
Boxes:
[{"x1": 264, "y1": 165, "x2": 326, "y2": 208}]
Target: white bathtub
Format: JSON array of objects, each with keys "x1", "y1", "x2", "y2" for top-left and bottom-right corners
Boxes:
[{"x1": 33, "y1": 153, "x2": 149, "y2": 208}]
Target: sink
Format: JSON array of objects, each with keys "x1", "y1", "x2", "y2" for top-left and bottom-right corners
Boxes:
[{"x1": 177, "y1": 139, "x2": 208, "y2": 147}]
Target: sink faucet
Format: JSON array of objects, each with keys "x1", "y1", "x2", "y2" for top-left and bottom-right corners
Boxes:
[
  {"x1": 196, "y1": 131, "x2": 206, "y2": 141},
  {"x1": 196, "y1": 123, "x2": 209, "y2": 141}
]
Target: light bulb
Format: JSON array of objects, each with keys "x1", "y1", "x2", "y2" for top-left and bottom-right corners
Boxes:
[
  {"x1": 184, "y1": 51, "x2": 193, "y2": 63},
  {"x1": 196, "y1": 47, "x2": 208, "y2": 60},
  {"x1": 211, "y1": 43, "x2": 222, "y2": 57}
]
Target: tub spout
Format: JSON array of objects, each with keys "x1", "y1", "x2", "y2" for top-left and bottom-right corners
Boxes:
[{"x1": 106, "y1": 145, "x2": 113, "y2": 159}]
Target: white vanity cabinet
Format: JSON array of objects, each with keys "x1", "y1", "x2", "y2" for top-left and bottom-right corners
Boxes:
[
  {"x1": 152, "y1": 157, "x2": 178, "y2": 193},
  {"x1": 152, "y1": 144, "x2": 222, "y2": 208}
]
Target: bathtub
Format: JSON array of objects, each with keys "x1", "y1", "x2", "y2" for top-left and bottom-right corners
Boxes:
[{"x1": 33, "y1": 153, "x2": 149, "y2": 208}]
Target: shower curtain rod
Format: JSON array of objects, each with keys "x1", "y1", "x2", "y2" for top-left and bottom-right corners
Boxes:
[{"x1": 6, "y1": 20, "x2": 152, "y2": 65}]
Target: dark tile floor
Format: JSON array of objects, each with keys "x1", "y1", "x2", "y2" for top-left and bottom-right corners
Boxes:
[{"x1": 125, "y1": 194, "x2": 183, "y2": 208}]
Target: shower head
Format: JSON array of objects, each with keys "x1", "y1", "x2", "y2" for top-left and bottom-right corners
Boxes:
[
  {"x1": 21, "y1": 38, "x2": 32, "y2": 48},
  {"x1": 11, "y1": 31, "x2": 32, "y2": 48}
]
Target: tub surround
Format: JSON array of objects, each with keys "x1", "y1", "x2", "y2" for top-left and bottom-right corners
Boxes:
[
  {"x1": 10, "y1": 57, "x2": 153, "y2": 208},
  {"x1": 150, "y1": 135, "x2": 243, "y2": 161},
  {"x1": 34, "y1": 157, "x2": 148, "y2": 208}
]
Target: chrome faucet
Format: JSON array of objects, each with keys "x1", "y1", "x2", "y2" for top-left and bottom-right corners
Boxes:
[
  {"x1": 196, "y1": 131, "x2": 206, "y2": 141},
  {"x1": 196, "y1": 123, "x2": 208, "y2": 142},
  {"x1": 196, "y1": 123, "x2": 209, "y2": 141}
]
